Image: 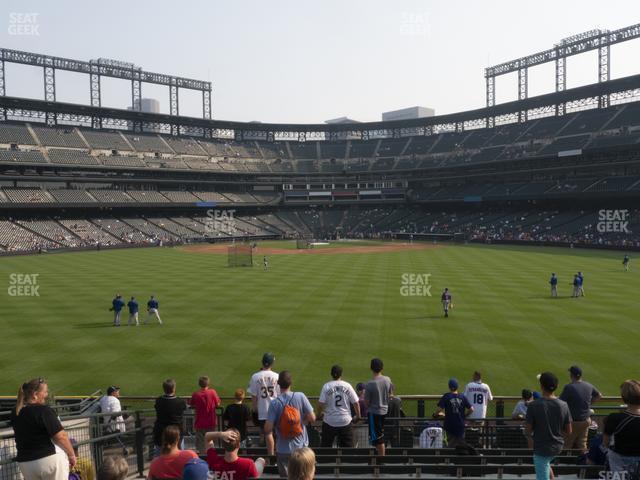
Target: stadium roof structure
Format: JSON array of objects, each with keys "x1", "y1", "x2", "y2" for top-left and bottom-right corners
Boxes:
[
  {"x1": 1, "y1": 73, "x2": 639, "y2": 142},
  {"x1": 2, "y1": 22, "x2": 640, "y2": 141}
]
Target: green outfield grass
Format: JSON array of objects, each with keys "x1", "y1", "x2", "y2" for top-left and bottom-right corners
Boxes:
[{"x1": 0, "y1": 240, "x2": 636, "y2": 399}]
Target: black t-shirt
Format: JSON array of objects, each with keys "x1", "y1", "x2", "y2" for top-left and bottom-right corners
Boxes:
[
  {"x1": 604, "y1": 412, "x2": 640, "y2": 456},
  {"x1": 153, "y1": 395, "x2": 187, "y2": 446},
  {"x1": 10, "y1": 404, "x2": 63, "y2": 462},
  {"x1": 223, "y1": 404, "x2": 251, "y2": 440}
]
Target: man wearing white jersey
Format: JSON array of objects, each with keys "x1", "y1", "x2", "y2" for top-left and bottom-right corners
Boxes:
[
  {"x1": 318, "y1": 365, "x2": 361, "y2": 447},
  {"x1": 247, "y1": 353, "x2": 280, "y2": 437},
  {"x1": 463, "y1": 371, "x2": 493, "y2": 420}
]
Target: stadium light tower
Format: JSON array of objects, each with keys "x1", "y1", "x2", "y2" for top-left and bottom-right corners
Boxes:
[{"x1": 484, "y1": 22, "x2": 640, "y2": 126}]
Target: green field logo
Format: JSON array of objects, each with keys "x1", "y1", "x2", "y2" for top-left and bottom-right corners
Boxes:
[
  {"x1": 400, "y1": 273, "x2": 432, "y2": 297},
  {"x1": 8, "y1": 273, "x2": 40, "y2": 297}
]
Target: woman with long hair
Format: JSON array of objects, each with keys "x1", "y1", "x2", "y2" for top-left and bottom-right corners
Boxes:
[
  {"x1": 604, "y1": 380, "x2": 640, "y2": 475},
  {"x1": 148, "y1": 425, "x2": 198, "y2": 479},
  {"x1": 10, "y1": 378, "x2": 76, "y2": 480}
]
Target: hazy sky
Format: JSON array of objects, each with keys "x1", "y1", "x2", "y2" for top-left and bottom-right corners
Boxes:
[{"x1": 2, "y1": 1, "x2": 640, "y2": 124}]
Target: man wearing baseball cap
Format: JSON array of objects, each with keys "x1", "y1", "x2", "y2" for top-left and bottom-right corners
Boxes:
[
  {"x1": 99, "y1": 386, "x2": 126, "y2": 433},
  {"x1": 559, "y1": 365, "x2": 602, "y2": 452},
  {"x1": 435, "y1": 378, "x2": 473, "y2": 448},
  {"x1": 247, "y1": 353, "x2": 280, "y2": 440},
  {"x1": 526, "y1": 372, "x2": 572, "y2": 480}
]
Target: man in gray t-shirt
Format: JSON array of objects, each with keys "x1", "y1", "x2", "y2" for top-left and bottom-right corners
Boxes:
[
  {"x1": 526, "y1": 372, "x2": 572, "y2": 480},
  {"x1": 364, "y1": 358, "x2": 393, "y2": 456},
  {"x1": 559, "y1": 365, "x2": 601, "y2": 452}
]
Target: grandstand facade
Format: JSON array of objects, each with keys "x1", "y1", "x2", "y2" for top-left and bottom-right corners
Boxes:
[{"x1": 1, "y1": 42, "x2": 640, "y2": 253}]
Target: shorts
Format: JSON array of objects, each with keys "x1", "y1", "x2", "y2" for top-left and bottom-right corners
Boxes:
[{"x1": 368, "y1": 413, "x2": 386, "y2": 446}]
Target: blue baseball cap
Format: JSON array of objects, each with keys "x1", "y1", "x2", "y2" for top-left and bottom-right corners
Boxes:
[
  {"x1": 532, "y1": 391, "x2": 542, "y2": 400},
  {"x1": 448, "y1": 378, "x2": 459, "y2": 390},
  {"x1": 183, "y1": 459, "x2": 209, "y2": 480}
]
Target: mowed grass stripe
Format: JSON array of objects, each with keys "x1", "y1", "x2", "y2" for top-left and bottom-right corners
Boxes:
[{"x1": 0, "y1": 242, "x2": 637, "y2": 396}]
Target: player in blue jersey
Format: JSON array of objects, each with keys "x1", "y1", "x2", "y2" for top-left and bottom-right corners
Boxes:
[
  {"x1": 549, "y1": 273, "x2": 558, "y2": 297},
  {"x1": 571, "y1": 274, "x2": 580, "y2": 298},
  {"x1": 623, "y1": 254, "x2": 630, "y2": 271},
  {"x1": 145, "y1": 295, "x2": 163, "y2": 325},
  {"x1": 127, "y1": 296, "x2": 139, "y2": 326},
  {"x1": 577, "y1": 272, "x2": 585, "y2": 297},
  {"x1": 110, "y1": 294, "x2": 125, "y2": 326}
]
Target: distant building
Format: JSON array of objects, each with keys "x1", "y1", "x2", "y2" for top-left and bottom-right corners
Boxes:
[
  {"x1": 325, "y1": 116, "x2": 361, "y2": 124},
  {"x1": 128, "y1": 98, "x2": 160, "y2": 113},
  {"x1": 382, "y1": 106, "x2": 434, "y2": 122}
]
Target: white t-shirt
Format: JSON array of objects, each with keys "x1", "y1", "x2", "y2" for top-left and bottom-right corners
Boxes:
[
  {"x1": 419, "y1": 427, "x2": 443, "y2": 448},
  {"x1": 463, "y1": 381, "x2": 493, "y2": 419},
  {"x1": 247, "y1": 370, "x2": 280, "y2": 420},
  {"x1": 99, "y1": 395, "x2": 126, "y2": 432},
  {"x1": 319, "y1": 380, "x2": 359, "y2": 427}
]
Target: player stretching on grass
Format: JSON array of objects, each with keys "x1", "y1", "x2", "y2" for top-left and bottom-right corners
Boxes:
[
  {"x1": 441, "y1": 288, "x2": 452, "y2": 318},
  {"x1": 145, "y1": 295, "x2": 163, "y2": 325}
]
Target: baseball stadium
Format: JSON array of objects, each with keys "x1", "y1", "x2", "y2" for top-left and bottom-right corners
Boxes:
[{"x1": 1, "y1": 3, "x2": 640, "y2": 480}]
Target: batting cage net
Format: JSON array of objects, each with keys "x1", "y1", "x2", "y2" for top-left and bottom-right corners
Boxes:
[
  {"x1": 296, "y1": 238, "x2": 313, "y2": 249},
  {"x1": 228, "y1": 244, "x2": 253, "y2": 267}
]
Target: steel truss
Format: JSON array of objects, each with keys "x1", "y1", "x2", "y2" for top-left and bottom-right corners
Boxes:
[
  {"x1": 485, "y1": 23, "x2": 640, "y2": 113},
  {"x1": 2, "y1": 73, "x2": 640, "y2": 144},
  {"x1": 0, "y1": 48, "x2": 212, "y2": 121}
]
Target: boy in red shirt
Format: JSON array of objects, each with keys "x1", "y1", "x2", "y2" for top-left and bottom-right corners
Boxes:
[
  {"x1": 205, "y1": 429, "x2": 265, "y2": 480},
  {"x1": 190, "y1": 376, "x2": 221, "y2": 454}
]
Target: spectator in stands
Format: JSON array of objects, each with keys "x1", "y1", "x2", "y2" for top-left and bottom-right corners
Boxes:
[
  {"x1": 181, "y1": 459, "x2": 209, "y2": 480},
  {"x1": 603, "y1": 379, "x2": 640, "y2": 474},
  {"x1": 356, "y1": 382, "x2": 368, "y2": 418},
  {"x1": 223, "y1": 389, "x2": 252, "y2": 446},
  {"x1": 463, "y1": 371, "x2": 493, "y2": 420},
  {"x1": 148, "y1": 425, "x2": 198, "y2": 479},
  {"x1": 205, "y1": 428, "x2": 265, "y2": 480},
  {"x1": 318, "y1": 364, "x2": 360, "y2": 447},
  {"x1": 11, "y1": 378, "x2": 77, "y2": 480},
  {"x1": 365, "y1": 358, "x2": 393, "y2": 456},
  {"x1": 559, "y1": 365, "x2": 601, "y2": 452},
  {"x1": 99, "y1": 386, "x2": 126, "y2": 433},
  {"x1": 526, "y1": 372, "x2": 572, "y2": 480},
  {"x1": 97, "y1": 455, "x2": 128, "y2": 480},
  {"x1": 287, "y1": 447, "x2": 316, "y2": 480},
  {"x1": 190, "y1": 376, "x2": 221, "y2": 454},
  {"x1": 435, "y1": 378, "x2": 473, "y2": 448},
  {"x1": 153, "y1": 379, "x2": 187, "y2": 458},
  {"x1": 512, "y1": 389, "x2": 534, "y2": 420},
  {"x1": 247, "y1": 353, "x2": 280, "y2": 442},
  {"x1": 70, "y1": 438, "x2": 95, "y2": 480},
  {"x1": 585, "y1": 434, "x2": 608, "y2": 467},
  {"x1": 265, "y1": 370, "x2": 315, "y2": 478}
]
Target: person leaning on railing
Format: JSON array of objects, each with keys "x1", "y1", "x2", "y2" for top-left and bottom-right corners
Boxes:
[{"x1": 10, "y1": 378, "x2": 77, "y2": 480}]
